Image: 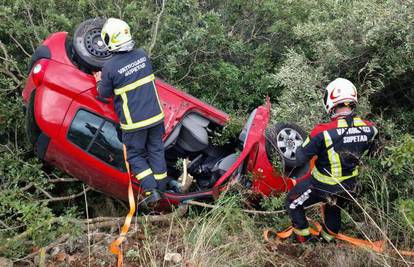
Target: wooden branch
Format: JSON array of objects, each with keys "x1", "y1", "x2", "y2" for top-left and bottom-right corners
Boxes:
[
  {"x1": 8, "y1": 33, "x2": 31, "y2": 58},
  {"x1": 0, "y1": 40, "x2": 10, "y2": 65},
  {"x1": 0, "y1": 221, "x2": 25, "y2": 232},
  {"x1": 8, "y1": 205, "x2": 188, "y2": 262},
  {"x1": 24, "y1": 2, "x2": 41, "y2": 44},
  {"x1": 35, "y1": 185, "x2": 54, "y2": 199},
  {"x1": 86, "y1": 204, "x2": 189, "y2": 230},
  {"x1": 115, "y1": 0, "x2": 123, "y2": 18},
  {"x1": 0, "y1": 41, "x2": 22, "y2": 85},
  {"x1": 177, "y1": 51, "x2": 198, "y2": 83},
  {"x1": 1, "y1": 203, "x2": 187, "y2": 255},
  {"x1": 0, "y1": 56, "x2": 12, "y2": 62},
  {"x1": 48, "y1": 178, "x2": 79, "y2": 183},
  {"x1": 10, "y1": 60, "x2": 23, "y2": 80},
  {"x1": 0, "y1": 67, "x2": 18, "y2": 84},
  {"x1": 21, "y1": 182, "x2": 34, "y2": 191},
  {"x1": 28, "y1": 38, "x2": 35, "y2": 53},
  {"x1": 0, "y1": 220, "x2": 10, "y2": 229},
  {"x1": 148, "y1": 0, "x2": 165, "y2": 57},
  {"x1": 186, "y1": 200, "x2": 310, "y2": 215},
  {"x1": 46, "y1": 187, "x2": 92, "y2": 203},
  {"x1": 177, "y1": 158, "x2": 194, "y2": 193},
  {"x1": 37, "y1": 185, "x2": 92, "y2": 203}
]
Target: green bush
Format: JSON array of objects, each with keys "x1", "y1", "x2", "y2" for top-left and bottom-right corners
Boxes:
[
  {"x1": 382, "y1": 134, "x2": 414, "y2": 176},
  {"x1": 0, "y1": 0, "x2": 413, "y2": 262}
]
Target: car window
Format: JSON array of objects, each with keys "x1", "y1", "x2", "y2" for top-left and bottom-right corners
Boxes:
[
  {"x1": 68, "y1": 110, "x2": 126, "y2": 172},
  {"x1": 89, "y1": 121, "x2": 126, "y2": 172},
  {"x1": 68, "y1": 110, "x2": 104, "y2": 150}
]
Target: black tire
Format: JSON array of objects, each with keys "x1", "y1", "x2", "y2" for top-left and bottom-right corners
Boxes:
[
  {"x1": 25, "y1": 91, "x2": 41, "y2": 147},
  {"x1": 265, "y1": 122, "x2": 307, "y2": 168},
  {"x1": 72, "y1": 18, "x2": 112, "y2": 71}
]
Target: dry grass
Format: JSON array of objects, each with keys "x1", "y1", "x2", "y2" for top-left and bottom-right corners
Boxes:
[
  {"x1": 121, "y1": 193, "x2": 414, "y2": 267},
  {"x1": 38, "y1": 188, "x2": 413, "y2": 266},
  {"x1": 121, "y1": 195, "x2": 295, "y2": 266}
]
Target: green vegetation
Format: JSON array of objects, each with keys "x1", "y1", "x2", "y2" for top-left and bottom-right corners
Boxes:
[{"x1": 1, "y1": 0, "x2": 413, "y2": 265}]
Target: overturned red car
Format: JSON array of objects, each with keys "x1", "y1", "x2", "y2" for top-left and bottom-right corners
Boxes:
[{"x1": 22, "y1": 19, "x2": 309, "y2": 204}]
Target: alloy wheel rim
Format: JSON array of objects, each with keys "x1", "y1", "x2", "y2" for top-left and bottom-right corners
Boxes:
[{"x1": 276, "y1": 128, "x2": 304, "y2": 160}]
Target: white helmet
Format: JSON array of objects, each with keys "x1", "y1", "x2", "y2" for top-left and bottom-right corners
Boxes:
[
  {"x1": 323, "y1": 78, "x2": 358, "y2": 117},
  {"x1": 101, "y1": 18, "x2": 134, "y2": 52}
]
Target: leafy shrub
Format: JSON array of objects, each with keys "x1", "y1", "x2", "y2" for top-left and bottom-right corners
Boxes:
[
  {"x1": 0, "y1": 0, "x2": 413, "y2": 263},
  {"x1": 212, "y1": 113, "x2": 245, "y2": 146},
  {"x1": 382, "y1": 134, "x2": 414, "y2": 176}
]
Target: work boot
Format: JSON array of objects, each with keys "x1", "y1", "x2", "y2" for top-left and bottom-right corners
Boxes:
[
  {"x1": 139, "y1": 189, "x2": 162, "y2": 210},
  {"x1": 292, "y1": 234, "x2": 318, "y2": 244},
  {"x1": 166, "y1": 179, "x2": 182, "y2": 193},
  {"x1": 320, "y1": 229, "x2": 335, "y2": 243},
  {"x1": 156, "y1": 176, "x2": 174, "y2": 192},
  {"x1": 292, "y1": 227, "x2": 318, "y2": 244}
]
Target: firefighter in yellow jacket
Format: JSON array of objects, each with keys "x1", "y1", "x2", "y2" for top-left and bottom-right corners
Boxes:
[
  {"x1": 286, "y1": 78, "x2": 378, "y2": 243},
  {"x1": 94, "y1": 18, "x2": 169, "y2": 207}
]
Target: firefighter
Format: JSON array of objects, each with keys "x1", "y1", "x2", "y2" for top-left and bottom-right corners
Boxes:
[
  {"x1": 286, "y1": 78, "x2": 378, "y2": 243},
  {"x1": 93, "y1": 18, "x2": 169, "y2": 207}
]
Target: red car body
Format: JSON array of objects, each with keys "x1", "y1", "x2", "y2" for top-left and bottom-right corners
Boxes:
[{"x1": 22, "y1": 32, "x2": 297, "y2": 204}]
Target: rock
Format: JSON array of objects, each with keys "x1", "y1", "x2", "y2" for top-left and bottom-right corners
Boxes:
[
  {"x1": 164, "y1": 252, "x2": 182, "y2": 264},
  {"x1": 0, "y1": 257, "x2": 13, "y2": 267}
]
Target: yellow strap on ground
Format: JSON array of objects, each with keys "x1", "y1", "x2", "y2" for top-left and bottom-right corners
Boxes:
[
  {"x1": 263, "y1": 226, "x2": 293, "y2": 241},
  {"x1": 109, "y1": 145, "x2": 136, "y2": 267},
  {"x1": 310, "y1": 219, "x2": 386, "y2": 252},
  {"x1": 308, "y1": 219, "x2": 322, "y2": 235},
  {"x1": 264, "y1": 219, "x2": 414, "y2": 257},
  {"x1": 336, "y1": 232, "x2": 385, "y2": 253},
  {"x1": 398, "y1": 250, "x2": 414, "y2": 257}
]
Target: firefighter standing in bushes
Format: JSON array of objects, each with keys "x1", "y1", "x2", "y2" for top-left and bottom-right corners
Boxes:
[
  {"x1": 286, "y1": 78, "x2": 378, "y2": 243},
  {"x1": 94, "y1": 18, "x2": 169, "y2": 207}
]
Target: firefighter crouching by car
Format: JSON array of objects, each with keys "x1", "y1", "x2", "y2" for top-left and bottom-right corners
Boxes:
[
  {"x1": 286, "y1": 78, "x2": 378, "y2": 243},
  {"x1": 94, "y1": 18, "x2": 169, "y2": 207}
]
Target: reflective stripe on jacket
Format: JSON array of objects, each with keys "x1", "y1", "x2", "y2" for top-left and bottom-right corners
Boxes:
[
  {"x1": 296, "y1": 116, "x2": 378, "y2": 185},
  {"x1": 98, "y1": 49, "x2": 164, "y2": 132}
]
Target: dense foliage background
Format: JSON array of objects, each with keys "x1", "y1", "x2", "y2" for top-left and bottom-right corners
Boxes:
[{"x1": 0, "y1": 0, "x2": 413, "y2": 265}]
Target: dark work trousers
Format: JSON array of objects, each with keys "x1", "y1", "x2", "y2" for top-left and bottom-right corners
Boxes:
[
  {"x1": 286, "y1": 177, "x2": 356, "y2": 234},
  {"x1": 122, "y1": 123, "x2": 167, "y2": 191}
]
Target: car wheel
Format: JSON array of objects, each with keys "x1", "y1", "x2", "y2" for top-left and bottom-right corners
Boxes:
[
  {"x1": 25, "y1": 91, "x2": 41, "y2": 147},
  {"x1": 265, "y1": 123, "x2": 307, "y2": 168},
  {"x1": 72, "y1": 18, "x2": 112, "y2": 71}
]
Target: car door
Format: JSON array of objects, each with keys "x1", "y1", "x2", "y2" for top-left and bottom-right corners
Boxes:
[
  {"x1": 242, "y1": 100, "x2": 292, "y2": 195},
  {"x1": 210, "y1": 100, "x2": 275, "y2": 191},
  {"x1": 51, "y1": 89, "x2": 131, "y2": 200}
]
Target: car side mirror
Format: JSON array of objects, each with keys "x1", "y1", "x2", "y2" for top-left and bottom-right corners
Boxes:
[{"x1": 96, "y1": 95, "x2": 110, "y2": 104}]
